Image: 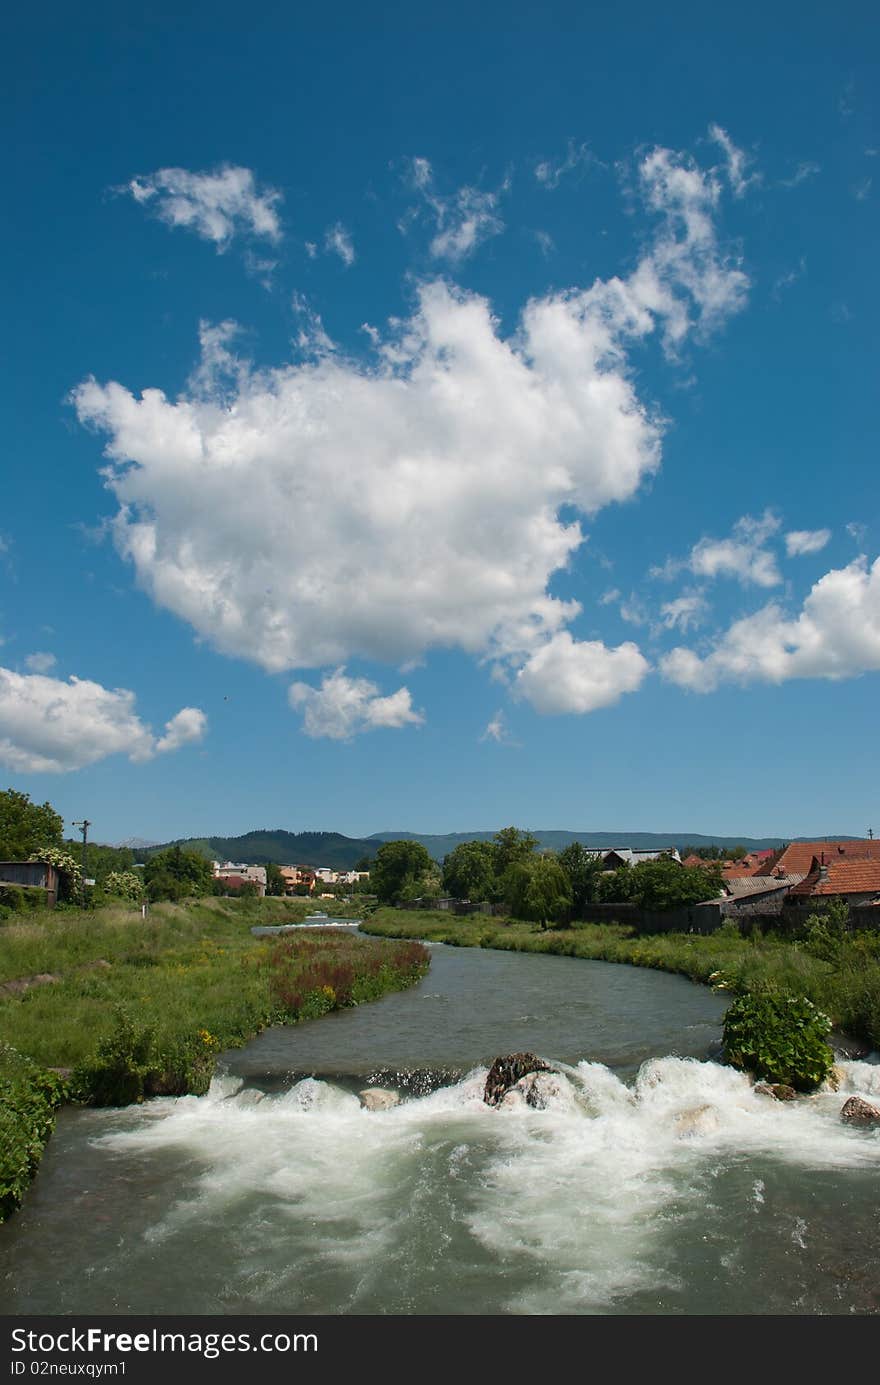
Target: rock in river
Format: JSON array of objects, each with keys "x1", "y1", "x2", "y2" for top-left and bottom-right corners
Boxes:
[
  {"x1": 484, "y1": 1053, "x2": 550, "y2": 1107},
  {"x1": 840, "y1": 1096, "x2": 880, "y2": 1128}
]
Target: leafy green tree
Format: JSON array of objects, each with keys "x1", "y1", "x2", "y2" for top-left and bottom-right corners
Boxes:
[
  {"x1": 442, "y1": 840, "x2": 498, "y2": 901},
  {"x1": 144, "y1": 845, "x2": 213, "y2": 902},
  {"x1": 371, "y1": 839, "x2": 434, "y2": 904},
  {"x1": 596, "y1": 861, "x2": 633, "y2": 903},
  {"x1": 0, "y1": 789, "x2": 63, "y2": 861},
  {"x1": 557, "y1": 842, "x2": 604, "y2": 917},
  {"x1": 265, "y1": 863, "x2": 285, "y2": 897},
  {"x1": 629, "y1": 859, "x2": 721, "y2": 910},
  {"x1": 492, "y1": 826, "x2": 539, "y2": 876},
  {"x1": 504, "y1": 855, "x2": 572, "y2": 928}
]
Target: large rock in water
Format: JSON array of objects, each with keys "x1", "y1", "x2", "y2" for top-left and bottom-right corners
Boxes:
[
  {"x1": 840, "y1": 1096, "x2": 880, "y2": 1127},
  {"x1": 484, "y1": 1053, "x2": 550, "y2": 1107}
]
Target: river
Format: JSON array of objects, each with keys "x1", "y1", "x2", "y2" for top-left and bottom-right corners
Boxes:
[{"x1": 2, "y1": 937, "x2": 879, "y2": 1315}]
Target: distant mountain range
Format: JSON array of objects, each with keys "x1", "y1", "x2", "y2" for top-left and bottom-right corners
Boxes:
[{"x1": 131, "y1": 826, "x2": 865, "y2": 869}]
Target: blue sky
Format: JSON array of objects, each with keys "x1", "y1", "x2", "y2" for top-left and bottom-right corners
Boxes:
[{"x1": 1, "y1": 2, "x2": 877, "y2": 844}]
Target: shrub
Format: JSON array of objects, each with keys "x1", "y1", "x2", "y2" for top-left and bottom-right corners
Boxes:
[
  {"x1": 0, "y1": 1045, "x2": 66, "y2": 1221},
  {"x1": 723, "y1": 991, "x2": 833, "y2": 1091},
  {"x1": 72, "y1": 1010, "x2": 218, "y2": 1105}
]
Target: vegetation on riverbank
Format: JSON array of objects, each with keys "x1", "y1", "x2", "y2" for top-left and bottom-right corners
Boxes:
[
  {"x1": 0, "y1": 895, "x2": 428, "y2": 1219},
  {"x1": 361, "y1": 908, "x2": 880, "y2": 1050}
]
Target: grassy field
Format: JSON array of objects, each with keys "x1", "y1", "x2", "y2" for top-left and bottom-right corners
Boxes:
[
  {"x1": 0, "y1": 895, "x2": 427, "y2": 1219},
  {"x1": 361, "y1": 908, "x2": 880, "y2": 1049}
]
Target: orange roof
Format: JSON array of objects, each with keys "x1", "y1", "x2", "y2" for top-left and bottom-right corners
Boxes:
[
  {"x1": 758, "y1": 840, "x2": 880, "y2": 878},
  {"x1": 790, "y1": 859, "x2": 880, "y2": 897}
]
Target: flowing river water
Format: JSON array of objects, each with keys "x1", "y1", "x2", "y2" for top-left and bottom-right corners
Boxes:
[{"x1": 2, "y1": 936, "x2": 879, "y2": 1316}]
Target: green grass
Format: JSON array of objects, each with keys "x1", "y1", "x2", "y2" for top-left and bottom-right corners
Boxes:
[
  {"x1": 0, "y1": 895, "x2": 427, "y2": 1219},
  {"x1": 361, "y1": 909, "x2": 880, "y2": 1049}
]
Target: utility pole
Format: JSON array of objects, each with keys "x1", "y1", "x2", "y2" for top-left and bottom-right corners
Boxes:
[
  {"x1": 870, "y1": 828, "x2": 875, "y2": 840},
  {"x1": 71, "y1": 819, "x2": 91, "y2": 904}
]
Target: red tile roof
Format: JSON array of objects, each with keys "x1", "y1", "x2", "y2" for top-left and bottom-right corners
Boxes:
[
  {"x1": 756, "y1": 840, "x2": 880, "y2": 878},
  {"x1": 790, "y1": 859, "x2": 880, "y2": 897}
]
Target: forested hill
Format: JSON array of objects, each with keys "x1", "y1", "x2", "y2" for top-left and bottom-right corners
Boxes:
[
  {"x1": 136, "y1": 826, "x2": 861, "y2": 868},
  {"x1": 136, "y1": 830, "x2": 378, "y2": 869},
  {"x1": 367, "y1": 829, "x2": 859, "y2": 858}
]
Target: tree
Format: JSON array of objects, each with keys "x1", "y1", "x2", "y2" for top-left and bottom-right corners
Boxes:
[
  {"x1": 492, "y1": 826, "x2": 539, "y2": 877},
  {"x1": 442, "y1": 840, "x2": 498, "y2": 901},
  {"x1": 557, "y1": 842, "x2": 605, "y2": 918},
  {"x1": 504, "y1": 855, "x2": 572, "y2": 929},
  {"x1": 265, "y1": 863, "x2": 285, "y2": 897},
  {"x1": 144, "y1": 845, "x2": 213, "y2": 902},
  {"x1": 627, "y1": 859, "x2": 721, "y2": 910},
  {"x1": 0, "y1": 789, "x2": 63, "y2": 861},
  {"x1": 371, "y1": 839, "x2": 434, "y2": 904}
]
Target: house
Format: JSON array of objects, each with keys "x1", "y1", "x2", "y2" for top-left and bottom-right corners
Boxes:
[
  {"x1": 601, "y1": 847, "x2": 682, "y2": 870},
  {"x1": 212, "y1": 861, "x2": 267, "y2": 896},
  {"x1": 717, "y1": 874, "x2": 806, "y2": 916},
  {"x1": 755, "y1": 839, "x2": 880, "y2": 879},
  {"x1": 785, "y1": 858, "x2": 880, "y2": 912},
  {"x1": 0, "y1": 860, "x2": 60, "y2": 908},
  {"x1": 278, "y1": 865, "x2": 316, "y2": 895}
]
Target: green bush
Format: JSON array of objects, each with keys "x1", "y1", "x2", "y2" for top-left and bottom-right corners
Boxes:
[
  {"x1": 72, "y1": 1010, "x2": 219, "y2": 1105},
  {"x1": 0, "y1": 1045, "x2": 66, "y2": 1221},
  {"x1": 723, "y1": 991, "x2": 833, "y2": 1091}
]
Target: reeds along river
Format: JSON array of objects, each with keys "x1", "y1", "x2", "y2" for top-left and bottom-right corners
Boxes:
[{"x1": 1, "y1": 941, "x2": 879, "y2": 1316}]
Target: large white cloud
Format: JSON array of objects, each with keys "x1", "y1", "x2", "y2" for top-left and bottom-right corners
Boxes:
[
  {"x1": 661, "y1": 555, "x2": 880, "y2": 691},
  {"x1": 0, "y1": 668, "x2": 207, "y2": 773},
  {"x1": 289, "y1": 669, "x2": 423, "y2": 740},
  {"x1": 77, "y1": 136, "x2": 749, "y2": 721},
  {"x1": 126, "y1": 165, "x2": 282, "y2": 250}
]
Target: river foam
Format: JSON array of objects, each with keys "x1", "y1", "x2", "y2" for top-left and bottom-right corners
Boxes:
[{"x1": 83, "y1": 1056, "x2": 879, "y2": 1315}]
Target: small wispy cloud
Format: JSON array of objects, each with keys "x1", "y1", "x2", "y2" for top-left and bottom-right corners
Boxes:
[
  {"x1": 772, "y1": 257, "x2": 806, "y2": 299},
  {"x1": 24, "y1": 652, "x2": 56, "y2": 674},
  {"x1": 785, "y1": 528, "x2": 831, "y2": 557},
  {"x1": 481, "y1": 709, "x2": 514, "y2": 744},
  {"x1": 534, "y1": 140, "x2": 596, "y2": 189},
  {"x1": 708, "y1": 123, "x2": 760, "y2": 197},
  {"x1": 124, "y1": 164, "x2": 282, "y2": 251},
  {"x1": 779, "y1": 161, "x2": 821, "y2": 189},
  {"x1": 401, "y1": 157, "x2": 505, "y2": 263},
  {"x1": 325, "y1": 222, "x2": 356, "y2": 267}
]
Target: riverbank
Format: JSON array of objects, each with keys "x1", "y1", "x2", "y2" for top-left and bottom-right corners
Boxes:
[
  {"x1": 360, "y1": 908, "x2": 880, "y2": 1050},
  {"x1": 0, "y1": 896, "x2": 428, "y2": 1219}
]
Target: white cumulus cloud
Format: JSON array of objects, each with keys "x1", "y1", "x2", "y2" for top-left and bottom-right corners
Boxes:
[
  {"x1": 661, "y1": 555, "x2": 880, "y2": 692},
  {"x1": 663, "y1": 510, "x2": 783, "y2": 587},
  {"x1": 289, "y1": 669, "x2": 423, "y2": 740},
  {"x1": 0, "y1": 668, "x2": 207, "y2": 773},
  {"x1": 514, "y1": 633, "x2": 649, "y2": 714},
  {"x1": 125, "y1": 165, "x2": 282, "y2": 250},
  {"x1": 785, "y1": 528, "x2": 831, "y2": 557},
  {"x1": 76, "y1": 134, "x2": 749, "y2": 718}
]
